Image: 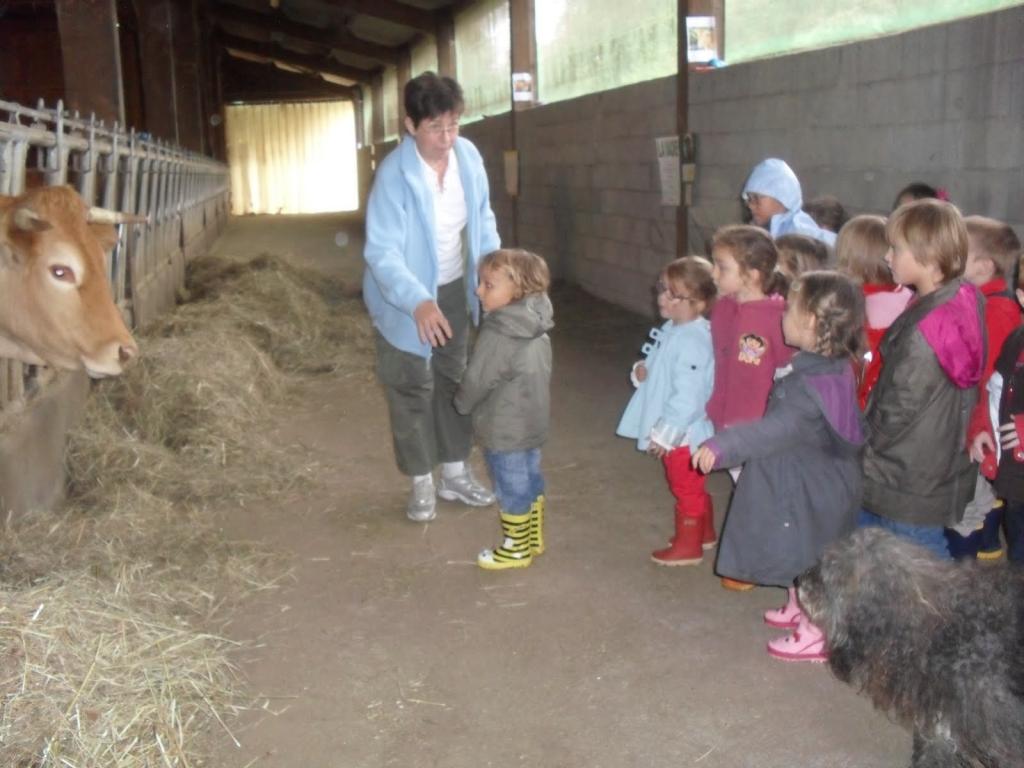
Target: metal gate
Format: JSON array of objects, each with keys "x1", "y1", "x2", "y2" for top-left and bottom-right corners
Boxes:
[{"x1": 0, "y1": 98, "x2": 230, "y2": 411}]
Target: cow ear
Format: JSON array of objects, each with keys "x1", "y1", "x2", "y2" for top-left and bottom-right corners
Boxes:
[
  {"x1": 88, "y1": 222, "x2": 119, "y2": 251},
  {"x1": 12, "y1": 206, "x2": 52, "y2": 233}
]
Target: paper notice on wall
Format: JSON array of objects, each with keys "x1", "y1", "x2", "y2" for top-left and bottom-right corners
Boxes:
[
  {"x1": 686, "y1": 16, "x2": 717, "y2": 63},
  {"x1": 656, "y1": 136, "x2": 680, "y2": 206},
  {"x1": 512, "y1": 72, "x2": 534, "y2": 103}
]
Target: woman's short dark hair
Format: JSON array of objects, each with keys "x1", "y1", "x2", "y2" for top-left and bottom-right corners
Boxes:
[{"x1": 404, "y1": 72, "x2": 464, "y2": 127}]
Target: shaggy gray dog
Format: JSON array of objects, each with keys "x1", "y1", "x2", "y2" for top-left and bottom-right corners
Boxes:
[{"x1": 798, "y1": 528, "x2": 1024, "y2": 768}]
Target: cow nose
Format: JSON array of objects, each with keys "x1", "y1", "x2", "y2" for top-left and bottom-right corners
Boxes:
[{"x1": 118, "y1": 341, "x2": 138, "y2": 365}]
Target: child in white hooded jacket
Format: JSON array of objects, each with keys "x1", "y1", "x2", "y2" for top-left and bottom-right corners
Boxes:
[{"x1": 742, "y1": 158, "x2": 836, "y2": 248}]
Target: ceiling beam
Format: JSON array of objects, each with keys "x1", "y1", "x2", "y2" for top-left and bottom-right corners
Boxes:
[
  {"x1": 209, "y1": 2, "x2": 400, "y2": 67},
  {"x1": 223, "y1": 57, "x2": 358, "y2": 101},
  {"x1": 326, "y1": 1, "x2": 436, "y2": 34},
  {"x1": 217, "y1": 32, "x2": 377, "y2": 84}
]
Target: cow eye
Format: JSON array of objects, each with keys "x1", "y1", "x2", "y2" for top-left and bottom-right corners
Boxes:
[{"x1": 49, "y1": 264, "x2": 76, "y2": 283}]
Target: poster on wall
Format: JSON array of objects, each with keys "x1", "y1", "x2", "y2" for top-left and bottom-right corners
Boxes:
[
  {"x1": 656, "y1": 136, "x2": 680, "y2": 206},
  {"x1": 686, "y1": 16, "x2": 717, "y2": 63},
  {"x1": 512, "y1": 72, "x2": 534, "y2": 102}
]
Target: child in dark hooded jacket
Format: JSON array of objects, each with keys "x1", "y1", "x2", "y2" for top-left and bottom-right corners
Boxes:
[
  {"x1": 859, "y1": 200, "x2": 985, "y2": 559},
  {"x1": 693, "y1": 271, "x2": 866, "y2": 663}
]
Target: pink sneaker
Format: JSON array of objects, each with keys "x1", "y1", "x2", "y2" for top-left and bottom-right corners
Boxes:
[
  {"x1": 763, "y1": 587, "x2": 802, "y2": 629},
  {"x1": 766, "y1": 616, "x2": 828, "y2": 663}
]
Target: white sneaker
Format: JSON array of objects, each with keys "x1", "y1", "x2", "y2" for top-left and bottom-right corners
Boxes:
[
  {"x1": 437, "y1": 468, "x2": 496, "y2": 507},
  {"x1": 406, "y1": 477, "x2": 437, "y2": 522}
]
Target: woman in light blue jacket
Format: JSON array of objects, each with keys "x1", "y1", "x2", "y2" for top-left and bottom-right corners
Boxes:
[{"x1": 363, "y1": 72, "x2": 501, "y2": 522}]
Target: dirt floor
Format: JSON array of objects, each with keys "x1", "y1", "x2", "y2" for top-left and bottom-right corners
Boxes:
[{"x1": 199, "y1": 214, "x2": 909, "y2": 768}]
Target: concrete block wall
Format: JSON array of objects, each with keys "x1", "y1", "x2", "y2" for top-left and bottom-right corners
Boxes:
[
  {"x1": 455, "y1": 5, "x2": 1023, "y2": 317},
  {"x1": 511, "y1": 78, "x2": 679, "y2": 314},
  {"x1": 460, "y1": 114, "x2": 515, "y2": 247},
  {"x1": 689, "y1": 5, "x2": 1024, "y2": 251}
]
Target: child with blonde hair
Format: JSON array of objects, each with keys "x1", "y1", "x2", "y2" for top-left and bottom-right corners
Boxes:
[
  {"x1": 454, "y1": 249, "x2": 553, "y2": 570},
  {"x1": 835, "y1": 215, "x2": 912, "y2": 408},
  {"x1": 860, "y1": 200, "x2": 985, "y2": 557},
  {"x1": 617, "y1": 257, "x2": 717, "y2": 565},
  {"x1": 693, "y1": 271, "x2": 866, "y2": 662},
  {"x1": 706, "y1": 225, "x2": 793, "y2": 590},
  {"x1": 953, "y1": 216, "x2": 1022, "y2": 558}
]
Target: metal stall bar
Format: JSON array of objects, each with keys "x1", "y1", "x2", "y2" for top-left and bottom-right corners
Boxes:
[{"x1": 0, "y1": 98, "x2": 230, "y2": 412}]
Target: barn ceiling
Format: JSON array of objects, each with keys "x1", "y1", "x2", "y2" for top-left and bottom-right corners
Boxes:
[{"x1": 208, "y1": 0, "x2": 470, "y2": 89}]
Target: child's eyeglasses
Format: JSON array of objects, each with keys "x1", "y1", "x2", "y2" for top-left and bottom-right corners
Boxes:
[{"x1": 655, "y1": 280, "x2": 695, "y2": 303}]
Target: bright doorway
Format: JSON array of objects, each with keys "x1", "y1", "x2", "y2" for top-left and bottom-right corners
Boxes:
[{"x1": 225, "y1": 100, "x2": 358, "y2": 215}]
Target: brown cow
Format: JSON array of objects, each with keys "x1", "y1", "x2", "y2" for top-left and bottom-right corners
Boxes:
[{"x1": 0, "y1": 185, "x2": 138, "y2": 377}]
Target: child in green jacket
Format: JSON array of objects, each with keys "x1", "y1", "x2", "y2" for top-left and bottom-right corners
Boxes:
[{"x1": 454, "y1": 249, "x2": 553, "y2": 570}]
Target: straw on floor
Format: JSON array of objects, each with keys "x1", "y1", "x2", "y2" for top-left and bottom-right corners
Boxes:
[{"x1": 0, "y1": 252, "x2": 372, "y2": 767}]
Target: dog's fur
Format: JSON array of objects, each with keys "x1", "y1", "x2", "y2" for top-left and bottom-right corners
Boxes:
[{"x1": 798, "y1": 528, "x2": 1024, "y2": 767}]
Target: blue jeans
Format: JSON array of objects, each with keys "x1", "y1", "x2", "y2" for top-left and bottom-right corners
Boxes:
[
  {"x1": 857, "y1": 509, "x2": 950, "y2": 559},
  {"x1": 484, "y1": 448, "x2": 544, "y2": 515}
]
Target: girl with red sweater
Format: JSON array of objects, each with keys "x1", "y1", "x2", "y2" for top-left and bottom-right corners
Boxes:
[{"x1": 706, "y1": 225, "x2": 792, "y2": 590}]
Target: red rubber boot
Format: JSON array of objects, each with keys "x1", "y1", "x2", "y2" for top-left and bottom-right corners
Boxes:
[{"x1": 652, "y1": 513, "x2": 703, "y2": 566}]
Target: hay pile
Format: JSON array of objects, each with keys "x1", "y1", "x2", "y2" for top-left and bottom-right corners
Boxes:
[
  {"x1": 66, "y1": 253, "x2": 373, "y2": 506},
  {"x1": 172, "y1": 253, "x2": 373, "y2": 375},
  {"x1": 0, "y1": 252, "x2": 371, "y2": 766}
]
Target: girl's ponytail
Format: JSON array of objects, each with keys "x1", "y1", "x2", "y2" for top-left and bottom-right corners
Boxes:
[{"x1": 763, "y1": 268, "x2": 790, "y2": 298}]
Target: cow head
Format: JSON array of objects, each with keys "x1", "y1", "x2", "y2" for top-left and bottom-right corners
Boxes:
[{"x1": 0, "y1": 185, "x2": 139, "y2": 377}]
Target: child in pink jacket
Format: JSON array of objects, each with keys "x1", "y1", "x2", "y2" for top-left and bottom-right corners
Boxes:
[{"x1": 706, "y1": 225, "x2": 793, "y2": 589}]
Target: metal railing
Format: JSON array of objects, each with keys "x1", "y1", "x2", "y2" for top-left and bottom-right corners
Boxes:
[{"x1": 0, "y1": 98, "x2": 230, "y2": 410}]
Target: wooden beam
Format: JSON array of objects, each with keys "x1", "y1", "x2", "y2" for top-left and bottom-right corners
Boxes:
[
  {"x1": 677, "y1": 0, "x2": 689, "y2": 255},
  {"x1": 509, "y1": 0, "x2": 535, "y2": 112},
  {"x1": 55, "y1": 0, "x2": 125, "y2": 126},
  {"x1": 209, "y1": 2, "x2": 400, "y2": 66},
  {"x1": 217, "y1": 32, "x2": 376, "y2": 83},
  {"x1": 134, "y1": 0, "x2": 179, "y2": 143},
  {"x1": 435, "y1": 8, "x2": 455, "y2": 78},
  {"x1": 396, "y1": 48, "x2": 411, "y2": 120},
  {"x1": 169, "y1": 0, "x2": 204, "y2": 152},
  {"x1": 222, "y1": 56, "x2": 357, "y2": 102},
  {"x1": 326, "y1": 1, "x2": 435, "y2": 34},
  {"x1": 370, "y1": 73, "x2": 384, "y2": 144}
]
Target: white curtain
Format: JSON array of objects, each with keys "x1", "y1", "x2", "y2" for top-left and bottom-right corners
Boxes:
[{"x1": 225, "y1": 100, "x2": 358, "y2": 215}]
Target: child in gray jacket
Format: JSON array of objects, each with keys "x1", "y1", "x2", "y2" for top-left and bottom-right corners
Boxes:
[
  {"x1": 454, "y1": 249, "x2": 553, "y2": 570},
  {"x1": 693, "y1": 271, "x2": 866, "y2": 662}
]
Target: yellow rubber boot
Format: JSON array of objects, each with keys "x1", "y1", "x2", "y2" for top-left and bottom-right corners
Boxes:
[
  {"x1": 529, "y1": 495, "x2": 545, "y2": 555},
  {"x1": 478, "y1": 510, "x2": 533, "y2": 570}
]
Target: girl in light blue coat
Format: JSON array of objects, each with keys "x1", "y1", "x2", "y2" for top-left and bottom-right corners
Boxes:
[{"x1": 617, "y1": 257, "x2": 717, "y2": 565}]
